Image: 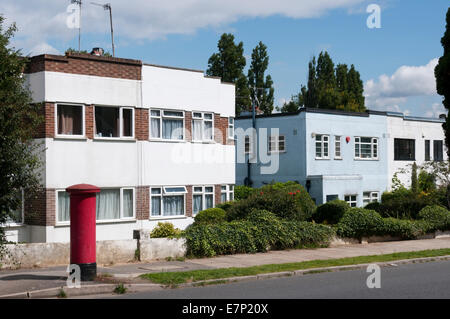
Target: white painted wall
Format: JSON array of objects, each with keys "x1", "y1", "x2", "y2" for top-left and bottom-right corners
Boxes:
[
  {"x1": 25, "y1": 71, "x2": 142, "y2": 107},
  {"x1": 387, "y1": 116, "x2": 447, "y2": 189},
  {"x1": 142, "y1": 65, "x2": 235, "y2": 117}
]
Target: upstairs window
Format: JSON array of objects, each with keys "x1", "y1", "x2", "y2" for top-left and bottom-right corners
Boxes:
[
  {"x1": 150, "y1": 110, "x2": 184, "y2": 140},
  {"x1": 192, "y1": 112, "x2": 214, "y2": 142},
  {"x1": 394, "y1": 138, "x2": 415, "y2": 161},
  {"x1": 228, "y1": 118, "x2": 234, "y2": 139},
  {"x1": 425, "y1": 140, "x2": 430, "y2": 161},
  {"x1": 269, "y1": 135, "x2": 286, "y2": 153},
  {"x1": 95, "y1": 106, "x2": 133, "y2": 138},
  {"x1": 335, "y1": 136, "x2": 342, "y2": 159},
  {"x1": 315, "y1": 134, "x2": 329, "y2": 159},
  {"x1": 57, "y1": 104, "x2": 83, "y2": 136},
  {"x1": 433, "y1": 140, "x2": 443, "y2": 161},
  {"x1": 355, "y1": 137, "x2": 378, "y2": 160}
]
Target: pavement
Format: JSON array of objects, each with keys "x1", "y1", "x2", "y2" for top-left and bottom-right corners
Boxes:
[{"x1": 1, "y1": 237, "x2": 450, "y2": 298}]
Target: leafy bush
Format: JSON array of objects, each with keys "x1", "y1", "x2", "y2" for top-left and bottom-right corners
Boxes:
[
  {"x1": 215, "y1": 201, "x2": 234, "y2": 212},
  {"x1": 336, "y1": 208, "x2": 383, "y2": 239},
  {"x1": 313, "y1": 200, "x2": 349, "y2": 224},
  {"x1": 194, "y1": 208, "x2": 227, "y2": 224},
  {"x1": 234, "y1": 185, "x2": 255, "y2": 201},
  {"x1": 227, "y1": 183, "x2": 315, "y2": 221},
  {"x1": 378, "y1": 218, "x2": 429, "y2": 239},
  {"x1": 364, "y1": 201, "x2": 381, "y2": 212},
  {"x1": 184, "y1": 211, "x2": 335, "y2": 257},
  {"x1": 378, "y1": 190, "x2": 438, "y2": 219},
  {"x1": 417, "y1": 205, "x2": 450, "y2": 231},
  {"x1": 150, "y1": 222, "x2": 182, "y2": 238}
]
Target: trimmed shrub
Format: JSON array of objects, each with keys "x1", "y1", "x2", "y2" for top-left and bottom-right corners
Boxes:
[
  {"x1": 379, "y1": 190, "x2": 437, "y2": 219},
  {"x1": 150, "y1": 222, "x2": 182, "y2": 238},
  {"x1": 417, "y1": 205, "x2": 450, "y2": 231},
  {"x1": 227, "y1": 183, "x2": 315, "y2": 221},
  {"x1": 336, "y1": 208, "x2": 383, "y2": 239},
  {"x1": 234, "y1": 185, "x2": 255, "y2": 201},
  {"x1": 184, "y1": 212, "x2": 335, "y2": 257},
  {"x1": 364, "y1": 201, "x2": 381, "y2": 212},
  {"x1": 379, "y1": 218, "x2": 429, "y2": 239},
  {"x1": 194, "y1": 208, "x2": 227, "y2": 225},
  {"x1": 215, "y1": 201, "x2": 234, "y2": 212},
  {"x1": 313, "y1": 200, "x2": 349, "y2": 224}
]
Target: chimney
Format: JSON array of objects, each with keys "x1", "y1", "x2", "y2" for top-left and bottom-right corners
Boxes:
[{"x1": 90, "y1": 47, "x2": 104, "y2": 56}]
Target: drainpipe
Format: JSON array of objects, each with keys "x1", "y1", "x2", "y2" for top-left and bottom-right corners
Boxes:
[{"x1": 246, "y1": 91, "x2": 257, "y2": 187}]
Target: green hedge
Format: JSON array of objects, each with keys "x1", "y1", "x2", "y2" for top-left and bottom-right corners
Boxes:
[
  {"x1": 417, "y1": 205, "x2": 450, "y2": 231},
  {"x1": 150, "y1": 222, "x2": 182, "y2": 238},
  {"x1": 378, "y1": 190, "x2": 438, "y2": 219},
  {"x1": 313, "y1": 200, "x2": 349, "y2": 224},
  {"x1": 194, "y1": 208, "x2": 227, "y2": 225},
  {"x1": 234, "y1": 185, "x2": 255, "y2": 201},
  {"x1": 184, "y1": 209, "x2": 335, "y2": 257},
  {"x1": 336, "y1": 208, "x2": 384, "y2": 239},
  {"x1": 227, "y1": 183, "x2": 315, "y2": 221}
]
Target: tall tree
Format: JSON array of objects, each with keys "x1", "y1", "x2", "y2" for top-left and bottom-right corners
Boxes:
[
  {"x1": 248, "y1": 42, "x2": 275, "y2": 115},
  {"x1": 207, "y1": 33, "x2": 250, "y2": 116},
  {"x1": 290, "y1": 51, "x2": 366, "y2": 113},
  {"x1": 435, "y1": 8, "x2": 450, "y2": 160},
  {"x1": 0, "y1": 16, "x2": 43, "y2": 254}
]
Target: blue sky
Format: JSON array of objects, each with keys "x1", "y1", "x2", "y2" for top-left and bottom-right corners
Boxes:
[{"x1": 1, "y1": 0, "x2": 448, "y2": 117}]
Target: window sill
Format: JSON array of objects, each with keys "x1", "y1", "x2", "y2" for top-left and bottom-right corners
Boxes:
[
  {"x1": 149, "y1": 215, "x2": 188, "y2": 220},
  {"x1": 334, "y1": 157, "x2": 343, "y2": 160},
  {"x1": 191, "y1": 140, "x2": 216, "y2": 144},
  {"x1": 54, "y1": 135, "x2": 87, "y2": 141},
  {"x1": 55, "y1": 219, "x2": 137, "y2": 227},
  {"x1": 93, "y1": 137, "x2": 136, "y2": 142},
  {"x1": 149, "y1": 139, "x2": 186, "y2": 143},
  {"x1": 354, "y1": 158, "x2": 379, "y2": 161},
  {"x1": 2, "y1": 222, "x2": 25, "y2": 228},
  {"x1": 315, "y1": 157, "x2": 330, "y2": 160}
]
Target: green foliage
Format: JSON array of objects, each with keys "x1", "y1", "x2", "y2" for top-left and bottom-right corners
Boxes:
[
  {"x1": 313, "y1": 200, "x2": 349, "y2": 224},
  {"x1": 291, "y1": 51, "x2": 365, "y2": 112},
  {"x1": 417, "y1": 205, "x2": 450, "y2": 231},
  {"x1": 114, "y1": 283, "x2": 127, "y2": 294},
  {"x1": 227, "y1": 183, "x2": 315, "y2": 222},
  {"x1": 364, "y1": 201, "x2": 381, "y2": 212},
  {"x1": 378, "y1": 218, "x2": 429, "y2": 239},
  {"x1": 234, "y1": 185, "x2": 255, "y2": 201},
  {"x1": 434, "y1": 8, "x2": 450, "y2": 160},
  {"x1": 418, "y1": 170, "x2": 436, "y2": 192},
  {"x1": 0, "y1": 16, "x2": 44, "y2": 255},
  {"x1": 215, "y1": 201, "x2": 234, "y2": 212},
  {"x1": 150, "y1": 222, "x2": 182, "y2": 238},
  {"x1": 248, "y1": 41, "x2": 274, "y2": 115},
  {"x1": 378, "y1": 189, "x2": 437, "y2": 219},
  {"x1": 336, "y1": 208, "x2": 384, "y2": 239},
  {"x1": 206, "y1": 33, "x2": 250, "y2": 115},
  {"x1": 194, "y1": 208, "x2": 227, "y2": 225},
  {"x1": 184, "y1": 210, "x2": 335, "y2": 257}
]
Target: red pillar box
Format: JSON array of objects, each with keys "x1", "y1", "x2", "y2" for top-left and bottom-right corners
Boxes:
[{"x1": 66, "y1": 184, "x2": 100, "y2": 281}]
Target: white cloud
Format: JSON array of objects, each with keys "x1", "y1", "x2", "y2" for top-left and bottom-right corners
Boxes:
[
  {"x1": 1, "y1": 0, "x2": 365, "y2": 54},
  {"x1": 364, "y1": 58, "x2": 439, "y2": 111},
  {"x1": 425, "y1": 102, "x2": 447, "y2": 118}
]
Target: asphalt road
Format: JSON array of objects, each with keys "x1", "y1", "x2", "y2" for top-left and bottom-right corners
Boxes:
[{"x1": 106, "y1": 259, "x2": 450, "y2": 299}]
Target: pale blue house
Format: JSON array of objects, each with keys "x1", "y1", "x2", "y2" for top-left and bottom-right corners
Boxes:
[{"x1": 235, "y1": 108, "x2": 389, "y2": 207}]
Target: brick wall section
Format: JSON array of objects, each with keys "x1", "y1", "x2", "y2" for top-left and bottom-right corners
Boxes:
[
  {"x1": 25, "y1": 53, "x2": 142, "y2": 80},
  {"x1": 185, "y1": 112, "x2": 192, "y2": 142},
  {"x1": 214, "y1": 114, "x2": 234, "y2": 146},
  {"x1": 186, "y1": 185, "x2": 193, "y2": 217},
  {"x1": 24, "y1": 188, "x2": 55, "y2": 226},
  {"x1": 136, "y1": 186, "x2": 149, "y2": 220},
  {"x1": 34, "y1": 103, "x2": 55, "y2": 138},
  {"x1": 215, "y1": 184, "x2": 222, "y2": 206},
  {"x1": 135, "y1": 109, "x2": 149, "y2": 140},
  {"x1": 85, "y1": 105, "x2": 94, "y2": 139}
]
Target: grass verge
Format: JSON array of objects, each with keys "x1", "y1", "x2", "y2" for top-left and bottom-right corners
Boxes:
[{"x1": 140, "y1": 248, "x2": 450, "y2": 285}]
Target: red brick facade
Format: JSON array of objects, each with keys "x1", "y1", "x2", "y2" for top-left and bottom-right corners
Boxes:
[
  {"x1": 24, "y1": 188, "x2": 55, "y2": 226},
  {"x1": 34, "y1": 102, "x2": 55, "y2": 138},
  {"x1": 215, "y1": 184, "x2": 222, "y2": 206},
  {"x1": 136, "y1": 186, "x2": 150, "y2": 220},
  {"x1": 214, "y1": 114, "x2": 235, "y2": 146},
  {"x1": 135, "y1": 109, "x2": 149, "y2": 141},
  {"x1": 185, "y1": 186, "x2": 193, "y2": 217},
  {"x1": 25, "y1": 53, "x2": 142, "y2": 80},
  {"x1": 85, "y1": 105, "x2": 94, "y2": 139}
]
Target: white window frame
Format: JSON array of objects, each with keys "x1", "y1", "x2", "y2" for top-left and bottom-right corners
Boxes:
[
  {"x1": 363, "y1": 191, "x2": 379, "y2": 206},
  {"x1": 55, "y1": 188, "x2": 136, "y2": 225},
  {"x1": 221, "y1": 185, "x2": 234, "y2": 203},
  {"x1": 315, "y1": 134, "x2": 330, "y2": 159},
  {"x1": 149, "y1": 109, "x2": 185, "y2": 142},
  {"x1": 192, "y1": 112, "x2": 214, "y2": 142},
  {"x1": 150, "y1": 186, "x2": 187, "y2": 219},
  {"x1": 192, "y1": 185, "x2": 215, "y2": 215},
  {"x1": 269, "y1": 135, "x2": 286, "y2": 153},
  {"x1": 55, "y1": 103, "x2": 86, "y2": 139},
  {"x1": 228, "y1": 117, "x2": 235, "y2": 139},
  {"x1": 344, "y1": 194, "x2": 358, "y2": 207},
  {"x1": 354, "y1": 137, "x2": 378, "y2": 160},
  {"x1": 335, "y1": 135, "x2": 342, "y2": 159},
  {"x1": 94, "y1": 105, "x2": 135, "y2": 140}
]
